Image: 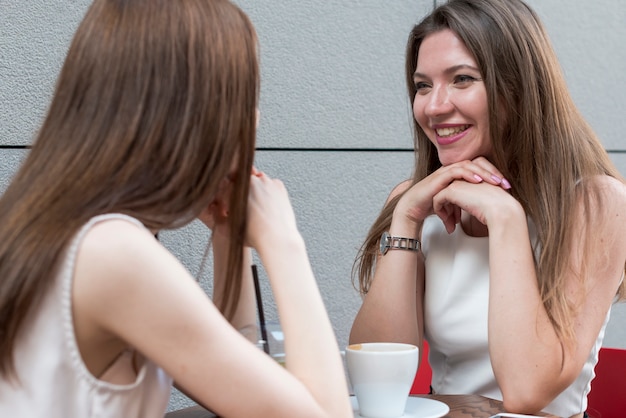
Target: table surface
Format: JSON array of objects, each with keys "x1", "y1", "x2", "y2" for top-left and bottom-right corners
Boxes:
[{"x1": 165, "y1": 394, "x2": 556, "y2": 418}]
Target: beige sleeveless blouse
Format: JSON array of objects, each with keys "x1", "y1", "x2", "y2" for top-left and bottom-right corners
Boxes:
[{"x1": 0, "y1": 214, "x2": 172, "y2": 417}]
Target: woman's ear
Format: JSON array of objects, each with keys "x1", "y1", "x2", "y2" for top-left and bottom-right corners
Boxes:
[{"x1": 198, "y1": 201, "x2": 228, "y2": 229}]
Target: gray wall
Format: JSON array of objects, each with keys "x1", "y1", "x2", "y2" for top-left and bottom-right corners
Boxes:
[{"x1": 1, "y1": 0, "x2": 624, "y2": 413}]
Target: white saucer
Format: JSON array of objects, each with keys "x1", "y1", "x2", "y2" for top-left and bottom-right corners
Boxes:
[{"x1": 351, "y1": 395, "x2": 450, "y2": 418}]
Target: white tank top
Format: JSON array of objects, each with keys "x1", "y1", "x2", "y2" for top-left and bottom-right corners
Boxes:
[
  {"x1": 0, "y1": 214, "x2": 172, "y2": 418},
  {"x1": 421, "y1": 215, "x2": 612, "y2": 417}
]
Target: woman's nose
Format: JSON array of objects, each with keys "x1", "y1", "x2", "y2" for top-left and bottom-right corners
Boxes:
[{"x1": 424, "y1": 85, "x2": 454, "y2": 118}]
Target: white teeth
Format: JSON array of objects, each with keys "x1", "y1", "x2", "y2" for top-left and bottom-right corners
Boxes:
[{"x1": 436, "y1": 125, "x2": 468, "y2": 137}]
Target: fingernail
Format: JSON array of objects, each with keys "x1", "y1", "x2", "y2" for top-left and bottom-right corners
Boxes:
[
  {"x1": 473, "y1": 174, "x2": 483, "y2": 182},
  {"x1": 502, "y1": 178, "x2": 511, "y2": 189},
  {"x1": 491, "y1": 174, "x2": 502, "y2": 184}
]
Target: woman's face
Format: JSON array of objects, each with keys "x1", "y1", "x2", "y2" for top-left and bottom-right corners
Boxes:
[{"x1": 412, "y1": 29, "x2": 492, "y2": 166}]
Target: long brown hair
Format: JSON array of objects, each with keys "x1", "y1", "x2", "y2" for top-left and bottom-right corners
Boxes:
[
  {"x1": 356, "y1": 0, "x2": 625, "y2": 342},
  {"x1": 0, "y1": 0, "x2": 259, "y2": 377}
]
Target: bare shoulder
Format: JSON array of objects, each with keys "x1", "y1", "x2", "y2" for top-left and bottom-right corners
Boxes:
[
  {"x1": 589, "y1": 174, "x2": 626, "y2": 195},
  {"x1": 584, "y1": 175, "x2": 626, "y2": 270},
  {"x1": 75, "y1": 218, "x2": 163, "y2": 281},
  {"x1": 79, "y1": 217, "x2": 158, "y2": 257},
  {"x1": 586, "y1": 175, "x2": 626, "y2": 222},
  {"x1": 73, "y1": 217, "x2": 194, "y2": 317}
]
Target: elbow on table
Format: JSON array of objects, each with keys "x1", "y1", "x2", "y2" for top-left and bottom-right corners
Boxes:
[
  {"x1": 502, "y1": 390, "x2": 555, "y2": 415},
  {"x1": 500, "y1": 367, "x2": 577, "y2": 414},
  {"x1": 502, "y1": 396, "x2": 547, "y2": 415},
  {"x1": 500, "y1": 383, "x2": 558, "y2": 414}
]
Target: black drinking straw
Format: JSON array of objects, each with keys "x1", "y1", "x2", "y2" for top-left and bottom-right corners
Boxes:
[{"x1": 251, "y1": 264, "x2": 270, "y2": 354}]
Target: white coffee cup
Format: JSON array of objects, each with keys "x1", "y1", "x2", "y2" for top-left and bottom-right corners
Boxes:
[{"x1": 346, "y1": 342, "x2": 419, "y2": 418}]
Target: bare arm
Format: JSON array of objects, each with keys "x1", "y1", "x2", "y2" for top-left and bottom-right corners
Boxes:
[
  {"x1": 489, "y1": 177, "x2": 625, "y2": 413},
  {"x1": 73, "y1": 173, "x2": 352, "y2": 418},
  {"x1": 432, "y1": 175, "x2": 626, "y2": 413},
  {"x1": 349, "y1": 180, "x2": 424, "y2": 348},
  {"x1": 211, "y1": 241, "x2": 257, "y2": 343},
  {"x1": 197, "y1": 194, "x2": 258, "y2": 344}
]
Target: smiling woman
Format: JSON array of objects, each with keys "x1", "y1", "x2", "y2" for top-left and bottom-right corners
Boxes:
[{"x1": 349, "y1": 1, "x2": 626, "y2": 417}]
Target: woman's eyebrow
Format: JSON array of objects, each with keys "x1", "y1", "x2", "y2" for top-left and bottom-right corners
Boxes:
[{"x1": 413, "y1": 64, "x2": 481, "y2": 80}]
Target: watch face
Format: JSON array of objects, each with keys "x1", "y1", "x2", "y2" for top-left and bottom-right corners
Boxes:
[{"x1": 380, "y1": 231, "x2": 390, "y2": 255}]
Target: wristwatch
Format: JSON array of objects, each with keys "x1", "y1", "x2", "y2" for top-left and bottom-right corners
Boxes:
[{"x1": 379, "y1": 231, "x2": 421, "y2": 255}]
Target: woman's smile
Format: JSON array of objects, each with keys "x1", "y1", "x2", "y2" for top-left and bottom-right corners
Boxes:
[{"x1": 434, "y1": 124, "x2": 471, "y2": 145}]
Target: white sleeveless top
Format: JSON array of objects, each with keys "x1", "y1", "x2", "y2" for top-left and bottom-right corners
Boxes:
[
  {"x1": 421, "y1": 215, "x2": 612, "y2": 417},
  {"x1": 0, "y1": 214, "x2": 172, "y2": 418}
]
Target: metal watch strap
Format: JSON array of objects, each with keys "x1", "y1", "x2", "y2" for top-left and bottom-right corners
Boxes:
[{"x1": 379, "y1": 231, "x2": 421, "y2": 255}]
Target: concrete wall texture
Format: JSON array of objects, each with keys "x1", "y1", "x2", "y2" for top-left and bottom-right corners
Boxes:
[{"x1": 1, "y1": 0, "x2": 624, "y2": 412}]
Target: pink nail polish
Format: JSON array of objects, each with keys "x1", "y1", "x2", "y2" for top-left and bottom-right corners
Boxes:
[
  {"x1": 491, "y1": 174, "x2": 502, "y2": 184},
  {"x1": 502, "y1": 178, "x2": 512, "y2": 189},
  {"x1": 473, "y1": 174, "x2": 483, "y2": 182}
]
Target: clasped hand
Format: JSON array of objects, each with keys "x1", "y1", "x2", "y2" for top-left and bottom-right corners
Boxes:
[
  {"x1": 398, "y1": 157, "x2": 517, "y2": 234},
  {"x1": 198, "y1": 168, "x2": 299, "y2": 250}
]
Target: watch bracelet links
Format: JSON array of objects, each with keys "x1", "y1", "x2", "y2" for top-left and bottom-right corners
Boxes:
[
  {"x1": 380, "y1": 231, "x2": 421, "y2": 255},
  {"x1": 388, "y1": 236, "x2": 420, "y2": 251}
]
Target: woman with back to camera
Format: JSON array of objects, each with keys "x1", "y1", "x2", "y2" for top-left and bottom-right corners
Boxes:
[
  {"x1": 0, "y1": 0, "x2": 353, "y2": 417},
  {"x1": 349, "y1": 0, "x2": 626, "y2": 417}
]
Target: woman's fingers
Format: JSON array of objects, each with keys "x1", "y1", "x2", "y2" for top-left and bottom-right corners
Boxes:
[
  {"x1": 471, "y1": 157, "x2": 511, "y2": 190},
  {"x1": 251, "y1": 166, "x2": 263, "y2": 177},
  {"x1": 436, "y1": 201, "x2": 460, "y2": 234},
  {"x1": 400, "y1": 158, "x2": 511, "y2": 235},
  {"x1": 246, "y1": 171, "x2": 299, "y2": 249},
  {"x1": 400, "y1": 160, "x2": 490, "y2": 224},
  {"x1": 433, "y1": 184, "x2": 463, "y2": 233}
]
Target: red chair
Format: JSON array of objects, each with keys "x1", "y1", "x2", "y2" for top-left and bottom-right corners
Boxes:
[
  {"x1": 587, "y1": 347, "x2": 626, "y2": 418},
  {"x1": 410, "y1": 340, "x2": 432, "y2": 394}
]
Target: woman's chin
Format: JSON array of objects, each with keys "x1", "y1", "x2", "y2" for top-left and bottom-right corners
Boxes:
[
  {"x1": 438, "y1": 151, "x2": 491, "y2": 166},
  {"x1": 438, "y1": 154, "x2": 465, "y2": 166}
]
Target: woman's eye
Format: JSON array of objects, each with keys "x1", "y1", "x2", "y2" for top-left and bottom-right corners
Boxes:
[
  {"x1": 454, "y1": 74, "x2": 480, "y2": 86},
  {"x1": 414, "y1": 81, "x2": 431, "y2": 94}
]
